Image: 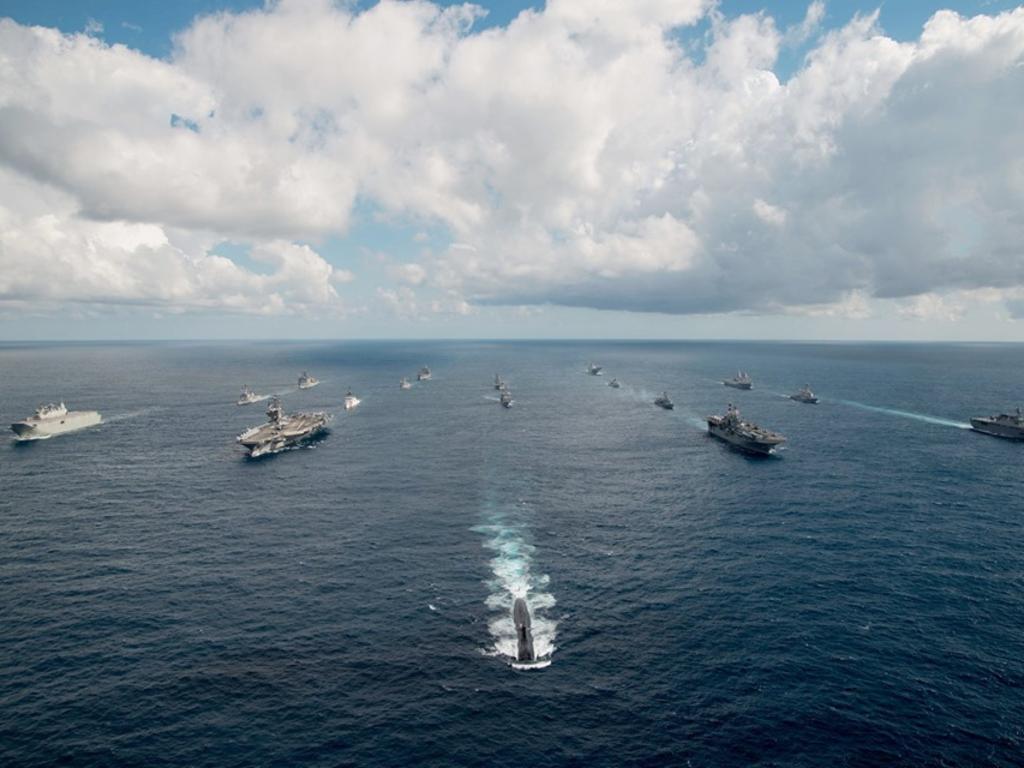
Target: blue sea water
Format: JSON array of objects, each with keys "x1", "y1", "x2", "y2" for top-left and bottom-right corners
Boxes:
[{"x1": 1, "y1": 340, "x2": 1022, "y2": 767}]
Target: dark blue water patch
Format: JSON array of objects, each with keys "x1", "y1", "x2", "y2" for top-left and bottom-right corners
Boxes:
[{"x1": 1, "y1": 340, "x2": 1022, "y2": 767}]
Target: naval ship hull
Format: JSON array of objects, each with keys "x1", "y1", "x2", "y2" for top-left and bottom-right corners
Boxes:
[
  {"x1": 723, "y1": 381, "x2": 753, "y2": 390},
  {"x1": 970, "y1": 419, "x2": 1024, "y2": 440},
  {"x1": 11, "y1": 411, "x2": 102, "y2": 440},
  {"x1": 707, "y1": 420, "x2": 783, "y2": 455},
  {"x1": 238, "y1": 415, "x2": 331, "y2": 457}
]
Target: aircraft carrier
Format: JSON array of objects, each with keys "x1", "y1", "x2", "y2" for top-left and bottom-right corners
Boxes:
[{"x1": 237, "y1": 397, "x2": 331, "y2": 457}]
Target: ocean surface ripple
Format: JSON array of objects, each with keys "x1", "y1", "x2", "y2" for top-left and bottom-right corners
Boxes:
[{"x1": 1, "y1": 340, "x2": 1022, "y2": 767}]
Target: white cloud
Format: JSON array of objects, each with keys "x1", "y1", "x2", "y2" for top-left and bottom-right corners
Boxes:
[
  {"x1": 1, "y1": 3, "x2": 1023, "y2": 321},
  {"x1": 897, "y1": 293, "x2": 966, "y2": 322},
  {"x1": 389, "y1": 263, "x2": 428, "y2": 286}
]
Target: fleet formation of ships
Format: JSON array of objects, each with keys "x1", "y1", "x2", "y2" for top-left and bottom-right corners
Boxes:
[{"x1": 10, "y1": 362, "x2": 1024, "y2": 455}]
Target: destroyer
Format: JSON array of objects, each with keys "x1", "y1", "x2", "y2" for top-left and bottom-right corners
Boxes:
[
  {"x1": 790, "y1": 385, "x2": 819, "y2": 404},
  {"x1": 400, "y1": 377, "x2": 412, "y2": 390},
  {"x1": 707, "y1": 404, "x2": 786, "y2": 455},
  {"x1": 237, "y1": 386, "x2": 261, "y2": 405},
  {"x1": 970, "y1": 408, "x2": 1024, "y2": 440},
  {"x1": 500, "y1": 389, "x2": 514, "y2": 408},
  {"x1": 297, "y1": 371, "x2": 320, "y2": 390},
  {"x1": 654, "y1": 392, "x2": 674, "y2": 410},
  {"x1": 417, "y1": 366, "x2": 432, "y2": 381},
  {"x1": 344, "y1": 390, "x2": 361, "y2": 411},
  {"x1": 608, "y1": 378, "x2": 621, "y2": 389},
  {"x1": 723, "y1": 371, "x2": 753, "y2": 390},
  {"x1": 237, "y1": 397, "x2": 331, "y2": 458},
  {"x1": 587, "y1": 363, "x2": 603, "y2": 376},
  {"x1": 494, "y1": 373, "x2": 505, "y2": 390},
  {"x1": 11, "y1": 402, "x2": 102, "y2": 440}
]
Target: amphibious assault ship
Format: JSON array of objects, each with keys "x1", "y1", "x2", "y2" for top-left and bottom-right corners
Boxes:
[
  {"x1": 707, "y1": 404, "x2": 785, "y2": 455},
  {"x1": 11, "y1": 402, "x2": 102, "y2": 440},
  {"x1": 237, "y1": 397, "x2": 331, "y2": 457},
  {"x1": 970, "y1": 408, "x2": 1024, "y2": 440}
]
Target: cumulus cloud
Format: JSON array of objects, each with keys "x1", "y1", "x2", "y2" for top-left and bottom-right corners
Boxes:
[{"x1": 0, "y1": 1, "x2": 1023, "y2": 320}]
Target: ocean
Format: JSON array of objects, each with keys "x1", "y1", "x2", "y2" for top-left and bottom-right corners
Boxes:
[{"x1": 1, "y1": 340, "x2": 1022, "y2": 766}]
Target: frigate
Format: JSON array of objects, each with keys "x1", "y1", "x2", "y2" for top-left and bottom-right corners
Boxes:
[
  {"x1": 297, "y1": 371, "x2": 320, "y2": 390},
  {"x1": 343, "y1": 391, "x2": 361, "y2": 411},
  {"x1": 608, "y1": 378, "x2": 621, "y2": 389},
  {"x1": 654, "y1": 392, "x2": 674, "y2": 410},
  {"x1": 970, "y1": 408, "x2": 1024, "y2": 440},
  {"x1": 237, "y1": 386, "x2": 261, "y2": 405},
  {"x1": 707, "y1": 404, "x2": 786, "y2": 455},
  {"x1": 236, "y1": 397, "x2": 331, "y2": 458},
  {"x1": 417, "y1": 366, "x2": 432, "y2": 381},
  {"x1": 494, "y1": 373, "x2": 505, "y2": 390},
  {"x1": 11, "y1": 402, "x2": 102, "y2": 440},
  {"x1": 790, "y1": 385, "x2": 819, "y2": 404},
  {"x1": 723, "y1": 371, "x2": 753, "y2": 390},
  {"x1": 500, "y1": 389, "x2": 514, "y2": 408},
  {"x1": 587, "y1": 363, "x2": 603, "y2": 376}
]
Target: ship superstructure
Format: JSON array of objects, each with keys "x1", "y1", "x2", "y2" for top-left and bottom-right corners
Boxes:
[
  {"x1": 237, "y1": 397, "x2": 331, "y2": 457},
  {"x1": 11, "y1": 402, "x2": 102, "y2": 440},
  {"x1": 707, "y1": 404, "x2": 785, "y2": 455}
]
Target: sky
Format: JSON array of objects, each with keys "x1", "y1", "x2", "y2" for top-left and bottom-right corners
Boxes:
[{"x1": 1, "y1": 0, "x2": 1023, "y2": 340}]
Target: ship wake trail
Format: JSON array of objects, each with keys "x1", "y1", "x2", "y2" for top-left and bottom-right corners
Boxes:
[
  {"x1": 103, "y1": 407, "x2": 164, "y2": 424},
  {"x1": 836, "y1": 399, "x2": 970, "y2": 430},
  {"x1": 471, "y1": 501, "x2": 557, "y2": 670}
]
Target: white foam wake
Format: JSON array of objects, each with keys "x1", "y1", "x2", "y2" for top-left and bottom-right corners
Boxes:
[
  {"x1": 472, "y1": 503, "x2": 557, "y2": 669},
  {"x1": 835, "y1": 399, "x2": 970, "y2": 430}
]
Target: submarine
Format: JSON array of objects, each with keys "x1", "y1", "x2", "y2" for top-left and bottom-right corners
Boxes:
[{"x1": 513, "y1": 597, "x2": 535, "y2": 662}]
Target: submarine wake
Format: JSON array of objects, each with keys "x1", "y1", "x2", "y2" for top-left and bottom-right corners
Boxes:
[
  {"x1": 472, "y1": 500, "x2": 557, "y2": 670},
  {"x1": 835, "y1": 399, "x2": 970, "y2": 430}
]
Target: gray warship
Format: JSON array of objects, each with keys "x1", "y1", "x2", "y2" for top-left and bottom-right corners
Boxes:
[
  {"x1": 417, "y1": 366, "x2": 432, "y2": 381},
  {"x1": 500, "y1": 389, "x2": 514, "y2": 408},
  {"x1": 707, "y1": 404, "x2": 785, "y2": 455},
  {"x1": 723, "y1": 371, "x2": 753, "y2": 390},
  {"x1": 494, "y1": 373, "x2": 505, "y2": 390},
  {"x1": 654, "y1": 392, "x2": 674, "y2": 410},
  {"x1": 237, "y1": 397, "x2": 331, "y2": 458},
  {"x1": 587, "y1": 362, "x2": 603, "y2": 376},
  {"x1": 790, "y1": 385, "x2": 819, "y2": 404},
  {"x1": 970, "y1": 408, "x2": 1024, "y2": 440}
]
